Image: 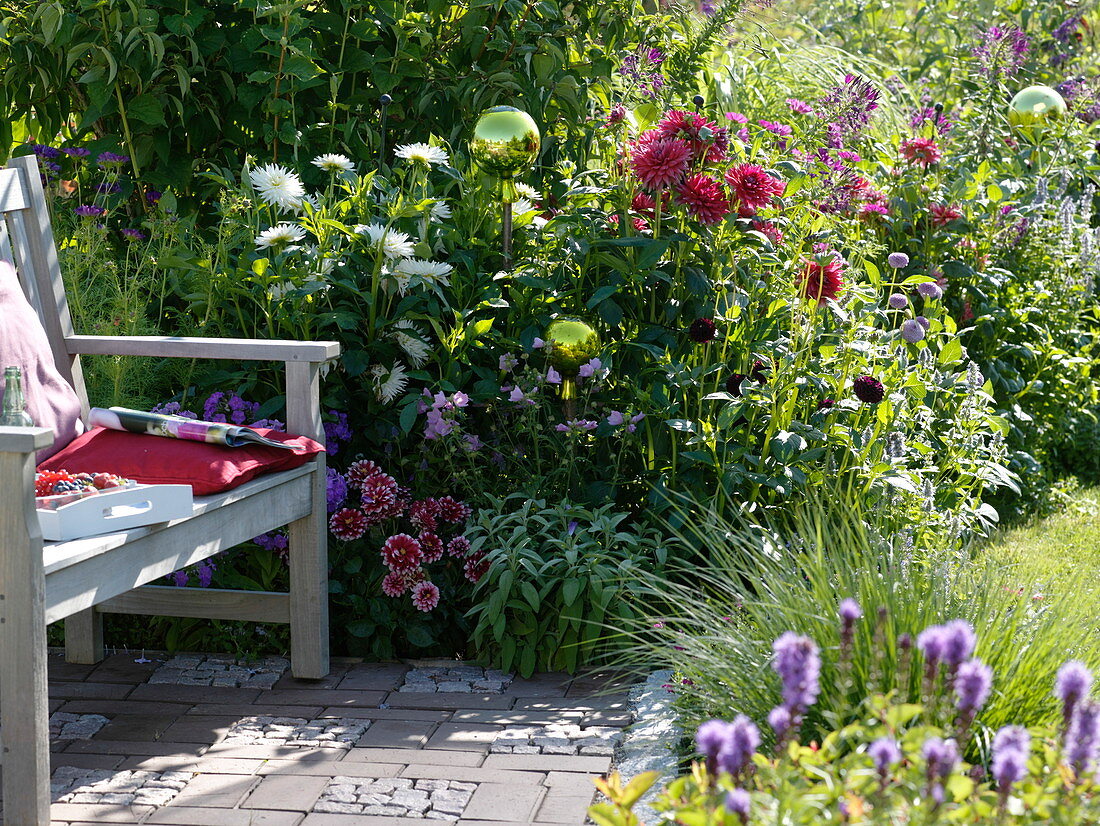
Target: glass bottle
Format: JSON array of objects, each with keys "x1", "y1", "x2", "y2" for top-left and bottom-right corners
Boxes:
[{"x1": 0, "y1": 366, "x2": 35, "y2": 427}]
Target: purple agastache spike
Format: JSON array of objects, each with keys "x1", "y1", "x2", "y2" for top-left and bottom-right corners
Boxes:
[{"x1": 716, "y1": 715, "x2": 759, "y2": 778}]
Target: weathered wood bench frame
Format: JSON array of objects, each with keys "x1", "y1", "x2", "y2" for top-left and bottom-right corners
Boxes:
[{"x1": 0, "y1": 155, "x2": 339, "y2": 824}]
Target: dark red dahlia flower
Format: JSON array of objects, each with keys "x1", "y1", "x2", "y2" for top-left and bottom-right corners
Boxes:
[
  {"x1": 381, "y1": 533, "x2": 423, "y2": 571},
  {"x1": 689, "y1": 317, "x2": 718, "y2": 343},
  {"x1": 346, "y1": 459, "x2": 385, "y2": 489},
  {"x1": 329, "y1": 508, "x2": 368, "y2": 541},
  {"x1": 629, "y1": 133, "x2": 692, "y2": 191},
  {"x1": 798, "y1": 259, "x2": 845, "y2": 304},
  {"x1": 853, "y1": 375, "x2": 885, "y2": 404},
  {"x1": 724, "y1": 164, "x2": 785, "y2": 214},
  {"x1": 675, "y1": 173, "x2": 730, "y2": 225},
  {"x1": 418, "y1": 531, "x2": 444, "y2": 563},
  {"x1": 447, "y1": 535, "x2": 471, "y2": 558},
  {"x1": 436, "y1": 495, "x2": 472, "y2": 524}
]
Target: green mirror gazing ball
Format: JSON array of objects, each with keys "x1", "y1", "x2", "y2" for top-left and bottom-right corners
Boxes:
[
  {"x1": 545, "y1": 319, "x2": 600, "y2": 376},
  {"x1": 470, "y1": 106, "x2": 541, "y2": 179},
  {"x1": 1008, "y1": 85, "x2": 1067, "y2": 129}
]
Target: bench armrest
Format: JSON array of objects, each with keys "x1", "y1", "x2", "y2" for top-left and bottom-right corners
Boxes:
[
  {"x1": 64, "y1": 335, "x2": 340, "y2": 363},
  {"x1": 0, "y1": 427, "x2": 54, "y2": 455}
]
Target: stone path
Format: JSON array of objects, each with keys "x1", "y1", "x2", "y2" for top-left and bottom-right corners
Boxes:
[{"x1": 0, "y1": 652, "x2": 634, "y2": 825}]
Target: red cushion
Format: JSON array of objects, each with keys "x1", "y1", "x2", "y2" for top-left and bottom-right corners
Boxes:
[{"x1": 38, "y1": 427, "x2": 324, "y2": 495}]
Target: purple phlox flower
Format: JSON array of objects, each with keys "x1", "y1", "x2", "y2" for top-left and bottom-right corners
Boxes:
[
  {"x1": 97, "y1": 182, "x2": 122, "y2": 194},
  {"x1": 955, "y1": 658, "x2": 993, "y2": 714},
  {"x1": 61, "y1": 146, "x2": 91, "y2": 158},
  {"x1": 786, "y1": 98, "x2": 815, "y2": 115},
  {"x1": 868, "y1": 737, "x2": 901, "y2": 778},
  {"x1": 32, "y1": 144, "x2": 60, "y2": 159},
  {"x1": 1066, "y1": 700, "x2": 1100, "y2": 777},
  {"x1": 606, "y1": 410, "x2": 625, "y2": 427},
  {"x1": 196, "y1": 559, "x2": 216, "y2": 588},
  {"x1": 888, "y1": 293, "x2": 909, "y2": 310},
  {"x1": 202, "y1": 391, "x2": 226, "y2": 421},
  {"x1": 725, "y1": 788, "x2": 751, "y2": 822},
  {"x1": 120, "y1": 228, "x2": 146, "y2": 241},
  {"x1": 462, "y1": 433, "x2": 484, "y2": 452},
  {"x1": 169, "y1": 569, "x2": 189, "y2": 587},
  {"x1": 546, "y1": 367, "x2": 562, "y2": 385},
  {"x1": 74, "y1": 204, "x2": 106, "y2": 217},
  {"x1": 577, "y1": 357, "x2": 602, "y2": 379},
  {"x1": 901, "y1": 318, "x2": 926, "y2": 343},
  {"x1": 888, "y1": 252, "x2": 910, "y2": 268},
  {"x1": 96, "y1": 151, "x2": 130, "y2": 167},
  {"x1": 991, "y1": 726, "x2": 1030, "y2": 795},
  {"x1": 499, "y1": 353, "x2": 519, "y2": 372},
  {"x1": 324, "y1": 410, "x2": 352, "y2": 453},
  {"x1": 253, "y1": 532, "x2": 289, "y2": 552},
  {"x1": 249, "y1": 418, "x2": 284, "y2": 431},
  {"x1": 917, "y1": 281, "x2": 943, "y2": 300},
  {"x1": 325, "y1": 468, "x2": 347, "y2": 513},
  {"x1": 942, "y1": 619, "x2": 977, "y2": 668},
  {"x1": 767, "y1": 705, "x2": 791, "y2": 740},
  {"x1": 1055, "y1": 661, "x2": 1093, "y2": 726},
  {"x1": 772, "y1": 632, "x2": 821, "y2": 714},
  {"x1": 972, "y1": 26, "x2": 1029, "y2": 79},
  {"x1": 695, "y1": 719, "x2": 730, "y2": 763},
  {"x1": 151, "y1": 400, "x2": 198, "y2": 419},
  {"x1": 716, "y1": 715, "x2": 760, "y2": 777}
]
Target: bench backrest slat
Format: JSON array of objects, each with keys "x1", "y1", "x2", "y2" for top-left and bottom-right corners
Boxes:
[{"x1": 0, "y1": 156, "x2": 89, "y2": 418}]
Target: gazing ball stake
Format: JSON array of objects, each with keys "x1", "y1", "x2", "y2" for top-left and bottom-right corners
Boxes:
[
  {"x1": 546, "y1": 318, "x2": 600, "y2": 406},
  {"x1": 470, "y1": 106, "x2": 540, "y2": 268},
  {"x1": 1008, "y1": 85, "x2": 1066, "y2": 131}
]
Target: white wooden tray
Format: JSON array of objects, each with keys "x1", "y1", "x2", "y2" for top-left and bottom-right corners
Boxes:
[{"x1": 36, "y1": 483, "x2": 194, "y2": 541}]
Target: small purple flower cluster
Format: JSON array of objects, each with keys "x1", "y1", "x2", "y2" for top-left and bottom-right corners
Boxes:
[
  {"x1": 324, "y1": 410, "x2": 352, "y2": 455},
  {"x1": 96, "y1": 151, "x2": 130, "y2": 167},
  {"x1": 422, "y1": 390, "x2": 469, "y2": 440},
  {"x1": 619, "y1": 47, "x2": 666, "y2": 99},
  {"x1": 815, "y1": 74, "x2": 881, "y2": 148},
  {"x1": 972, "y1": 25, "x2": 1029, "y2": 80}
]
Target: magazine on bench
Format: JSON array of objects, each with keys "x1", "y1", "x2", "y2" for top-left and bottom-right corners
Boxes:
[{"x1": 88, "y1": 407, "x2": 301, "y2": 451}]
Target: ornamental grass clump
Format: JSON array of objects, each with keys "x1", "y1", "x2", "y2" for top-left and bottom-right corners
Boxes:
[{"x1": 592, "y1": 612, "x2": 1100, "y2": 825}]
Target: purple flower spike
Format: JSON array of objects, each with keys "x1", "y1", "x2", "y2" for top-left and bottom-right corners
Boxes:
[
  {"x1": 767, "y1": 705, "x2": 791, "y2": 740},
  {"x1": 716, "y1": 715, "x2": 760, "y2": 777},
  {"x1": 991, "y1": 726, "x2": 1030, "y2": 796},
  {"x1": 922, "y1": 736, "x2": 959, "y2": 803},
  {"x1": 695, "y1": 719, "x2": 730, "y2": 768},
  {"x1": 1066, "y1": 700, "x2": 1100, "y2": 778},
  {"x1": 772, "y1": 632, "x2": 821, "y2": 715},
  {"x1": 1056, "y1": 661, "x2": 1093, "y2": 726},
  {"x1": 868, "y1": 737, "x2": 901, "y2": 778},
  {"x1": 942, "y1": 619, "x2": 977, "y2": 668},
  {"x1": 725, "y1": 788, "x2": 751, "y2": 822},
  {"x1": 917, "y1": 624, "x2": 948, "y2": 667},
  {"x1": 839, "y1": 598, "x2": 862, "y2": 624},
  {"x1": 955, "y1": 658, "x2": 993, "y2": 714}
]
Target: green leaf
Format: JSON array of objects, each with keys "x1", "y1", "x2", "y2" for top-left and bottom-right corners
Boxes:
[
  {"x1": 562, "y1": 578, "x2": 582, "y2": 606},
  {"x1": 127, "y1": 94, "x2": 165, "y2": 126},
  {"x1": 939, "y1": 338, "x2": 963, "y2": 365}
]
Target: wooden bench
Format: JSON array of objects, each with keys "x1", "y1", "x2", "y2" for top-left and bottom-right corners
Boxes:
[{"x1": 0, "y1": 154, "x2": 339, "y2": 824}]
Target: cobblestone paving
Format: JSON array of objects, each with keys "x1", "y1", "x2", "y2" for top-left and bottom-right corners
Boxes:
[
  {"x1": 50, "y1": 767, "x2": 192, "y2": 806},
  {"x1": 313, "y1": 776, "x2": 476, "y2": 819},
  {"x1": 0, "y1": 652, "x2": 637, "y2": 825},
  {"x1": 222, "y1": 715, "x2": 370, "y2": 748},
  {"x1": 147, "y1": 653, "x2": 289, "y2": 688},
  {"x1": 49, "y1": 712, "x2": 110, "y2": 740},
  {"x1": 398, "y1": 664, "x2": 514, "y2": 693},
  {"x1": 489, "y1": 723, "x2": 623, "y2": 756}
]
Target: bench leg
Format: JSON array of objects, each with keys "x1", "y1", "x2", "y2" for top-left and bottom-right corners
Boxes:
[
  {"x1": 0, "y1": 452, "x2": 53, "y2": 825},
  {"x1": 287, "y1": 468, "x2": 330, "y2": 679},
  {"x1": 64, "y1": 607, "x2": 105, "y2": 664}
]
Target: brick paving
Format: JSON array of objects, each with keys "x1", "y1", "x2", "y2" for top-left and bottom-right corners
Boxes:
[{"x1": 0, "y1": 652, "x2": 634, "y2": 825}]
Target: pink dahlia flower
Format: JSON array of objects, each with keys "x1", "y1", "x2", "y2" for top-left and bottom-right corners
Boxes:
[
  {"x1": 675, "y1": 173, "x2": 730, "y2": 225},
  {"x1": 629, "y1": 134, "x2": 692, "y2": 191}
]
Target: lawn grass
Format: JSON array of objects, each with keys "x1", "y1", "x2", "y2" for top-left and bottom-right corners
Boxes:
[{"x1": 983, "y1": 487, "x2": 1100, "y2": 624}]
